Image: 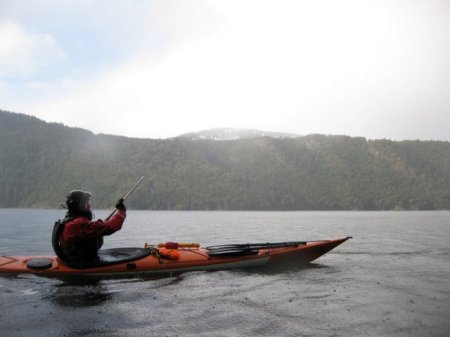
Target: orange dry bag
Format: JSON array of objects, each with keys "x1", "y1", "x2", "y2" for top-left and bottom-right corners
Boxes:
[{"x1": 158, "y1": 248, "x2": 180, "y2": 260}]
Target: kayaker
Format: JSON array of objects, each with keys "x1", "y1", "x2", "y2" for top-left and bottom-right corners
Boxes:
[{"x1": 52, "y1": 190, "x2": 127, "y2": 267}]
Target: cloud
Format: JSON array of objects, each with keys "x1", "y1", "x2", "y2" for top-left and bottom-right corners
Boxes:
[
  {"x1": 6, "y1": 0, "x2": 450, "y2": 140},
  {"x1": 0, "y1": 20, "x2": 66, "y2": 78}
]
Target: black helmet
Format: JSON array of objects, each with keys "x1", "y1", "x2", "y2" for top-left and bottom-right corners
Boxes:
[{"x1": 66, "y1": 190, "x2": 92, "y2": 213}]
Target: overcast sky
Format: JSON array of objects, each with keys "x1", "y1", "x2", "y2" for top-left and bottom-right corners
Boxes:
[{"x1": 1, "y1": 0, "x2": 449, "y2": 140}]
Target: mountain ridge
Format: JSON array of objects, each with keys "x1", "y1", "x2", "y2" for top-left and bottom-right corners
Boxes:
[{"x1": 1, "y1": 109, "x2": 450, "y2": 210}]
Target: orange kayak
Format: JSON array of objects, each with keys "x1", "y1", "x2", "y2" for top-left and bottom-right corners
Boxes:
[{"x1": 0, "y1": 237, "x2": 351, "y2": 278}]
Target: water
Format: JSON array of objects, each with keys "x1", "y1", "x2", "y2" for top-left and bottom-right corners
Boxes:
[{"x1": 0, "y1": 209, "x2": 449, "y2": 337}]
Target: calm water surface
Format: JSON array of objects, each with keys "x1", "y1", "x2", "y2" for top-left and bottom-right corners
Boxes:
[{"x1": 0, "y1": 210, "x2": 449, "y2": 337}]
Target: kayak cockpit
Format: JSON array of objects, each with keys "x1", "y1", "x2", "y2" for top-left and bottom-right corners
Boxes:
[
  {"x1": 74, "y1": 247, "x2": 151, "y2": 269},
  {"x1": 28, "y1": 247, "x2": 152, "y2": 270},
  {"x1": 94, "y1": 247, "x2": 152, "y2": 267}
]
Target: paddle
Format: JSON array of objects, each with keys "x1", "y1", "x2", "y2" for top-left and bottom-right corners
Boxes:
[
  {"x1": 205, "y1": 240, "x2": 333, "y2": 257},
  {"x1": 206, "y1": 241, "x2": 307, "y2": 251},
  {"x1": 105, "y1": 176, "x2": 145, "y2": 221}
]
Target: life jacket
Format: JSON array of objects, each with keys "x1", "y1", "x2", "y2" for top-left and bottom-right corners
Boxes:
[
  {"x1": 52, "y1": 216, "x2": 103, "y2": 268},
  {"x1": 52, "y1": 216, "x2": 74, "y2": 261}
]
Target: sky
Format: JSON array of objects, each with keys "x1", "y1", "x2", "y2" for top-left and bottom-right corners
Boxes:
[{"x1": 0, "y1": 0, "x2": 449, "y2": 140}]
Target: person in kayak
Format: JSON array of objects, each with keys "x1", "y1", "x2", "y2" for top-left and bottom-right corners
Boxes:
[{"x1": 52, "y1": 190, "x2": 127, "y2": 268}]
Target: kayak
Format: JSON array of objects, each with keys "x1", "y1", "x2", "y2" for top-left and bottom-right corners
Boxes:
[{"x1": 0, "y1": 237, "x2": 351, "y2": 278}]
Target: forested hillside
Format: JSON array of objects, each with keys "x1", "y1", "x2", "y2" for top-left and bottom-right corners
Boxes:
[{"x1": 1, "y1": 110, "x2": 450, "y2": 210}]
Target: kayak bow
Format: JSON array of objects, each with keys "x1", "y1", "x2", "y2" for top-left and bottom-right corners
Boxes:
[{"x1": 0, "y1": 237, "x2": 351, "y2": 278}]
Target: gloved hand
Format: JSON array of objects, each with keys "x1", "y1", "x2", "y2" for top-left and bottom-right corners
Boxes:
[{"x1": 116, "y1": 198, "x2": 126, "y2": 212}]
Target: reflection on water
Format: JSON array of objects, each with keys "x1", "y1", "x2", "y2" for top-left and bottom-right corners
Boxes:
[{"x1": 46, "y1": 279, "x2": 112, "y2": 308}]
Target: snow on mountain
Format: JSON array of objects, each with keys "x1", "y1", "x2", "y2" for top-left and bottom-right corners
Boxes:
[{"x1": 176, "y1": 128, "x2": 300, "y2": 141}]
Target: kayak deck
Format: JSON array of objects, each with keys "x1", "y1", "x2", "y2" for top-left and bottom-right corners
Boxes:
[{"x1": 0, "y1": 237, "x2": 351, "y2": 278}]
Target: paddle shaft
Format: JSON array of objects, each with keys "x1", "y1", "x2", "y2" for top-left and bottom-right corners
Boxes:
[
  {"x1": 105, "y1": 176, "x2": 144, "y2": 221},
  {"x1": 206, "y1": 241, "x2": 307, "y2": 251}
]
